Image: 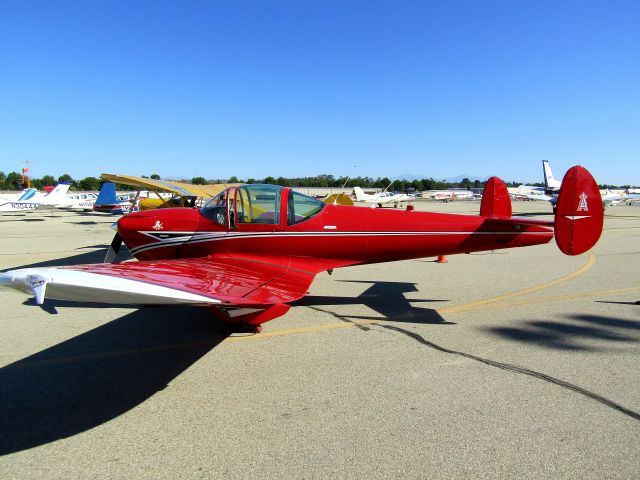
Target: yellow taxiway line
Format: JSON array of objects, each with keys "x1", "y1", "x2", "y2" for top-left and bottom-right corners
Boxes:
[{"x1": 227, "y1": 251, "x2": 640, "y2": 343}]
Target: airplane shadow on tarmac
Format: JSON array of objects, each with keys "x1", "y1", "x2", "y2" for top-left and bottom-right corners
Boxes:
[
  {"x1": 1, "y1": 245, "x2": 450, "y2": 455},
  {"x1": 0, "y1": 306, "x2": 228, "y2": 456},
  {"x1": 1, "y1": 244, "x2": 133, "y2": 272},
  {"x1": 484, "y1": 313, "x2": 640, "y2": 351},
  {"x1": 0, "y1": 279, "x2": 451, "y2": 455},
  {"x1": 295, "y1": 280, "x2": 454, "y2": 325}
]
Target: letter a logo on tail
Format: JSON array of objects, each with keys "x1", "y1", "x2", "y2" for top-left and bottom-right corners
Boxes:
[{"x1": 577, "y1": 192, "x2": 589, "y2": 212}]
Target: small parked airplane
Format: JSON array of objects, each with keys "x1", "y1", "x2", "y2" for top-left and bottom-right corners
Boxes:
[
  {"x1": 100, "y1": 173, "x2": 235, "y2": 210},
  {"x1": 353, "y1": 186, "x2": 412, "y2": 207},
  {"x1": 57, "y1": 191, "x2": 99, "y2": 211},
  {"x1": 93, "y1": 182, "x2": 136, "y2": 214},
  {"x1": 0, "y1": 188, "x2": 41, "y2": 212},
  {"x1": 425, "y1": 189, "x2": 475, "y2": 201},
  {"x1": 0, "y1": 165, "x2": 604, "y2": 333},
  {"x1": 0, "y1": 183, "x2": 71, "y2": 212}
]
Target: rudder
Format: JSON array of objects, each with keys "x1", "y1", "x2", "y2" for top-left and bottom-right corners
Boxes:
[
  {"x1": 554, "y1": 166, "x2": 603, "y2": 255},
  {"x1": 480, "y1": 176, "x2": 512, "y2": 218}
]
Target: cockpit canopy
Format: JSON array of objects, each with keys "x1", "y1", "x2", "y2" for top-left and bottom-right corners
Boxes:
[{"x1": 201, "y1": 184, "x2": 325, "y2": 227}]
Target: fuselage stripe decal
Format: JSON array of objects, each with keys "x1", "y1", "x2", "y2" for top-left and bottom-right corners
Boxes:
[{"x1": 128, "y1": 230, "x2": 553, "y2": 254}]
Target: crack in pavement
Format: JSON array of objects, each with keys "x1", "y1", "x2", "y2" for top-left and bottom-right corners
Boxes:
[{"x1": 308, "y1": 305, "x2": 640, "y2": 422}]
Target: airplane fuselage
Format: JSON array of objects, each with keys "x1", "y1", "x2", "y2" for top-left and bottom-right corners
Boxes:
[{"x1": 118, "y1": 187, "x2": 553, "y2": 271}]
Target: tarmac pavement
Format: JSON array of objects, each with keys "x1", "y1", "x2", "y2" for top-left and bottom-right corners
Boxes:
[{"x1": 0, "y1": 202, "x2": 638, "y2": 479}]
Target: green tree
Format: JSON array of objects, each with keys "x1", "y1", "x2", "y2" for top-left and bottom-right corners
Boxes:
[
  {"x1": 228, "y1": 176, "x2": 239, "y2": 183},
  {"x1": 191, "y1": 176, "x2": 207, "y2": 185},
  {"x1": 41, "y1": 175, "x2": 57, "y2": 186},
  {"x1": 150, "y1": 173, "x2": 161, "y2": 180},
  {"x1": 79, "y1": 177, "x2": 102, "y2": 190},
  {"x1": 5, "y1": 172, "x2": 22, "y2": 189},
  {"x1": 58, "y1": 173, "x2": 74, "y2": 183},
  {"x1": 0, "y1": 171, "x2": 6, "y2": 189}
]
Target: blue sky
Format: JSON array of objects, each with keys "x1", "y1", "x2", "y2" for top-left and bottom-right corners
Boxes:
[{"x1": 1, "y1": 1, "x2": 638, "y2": 185}]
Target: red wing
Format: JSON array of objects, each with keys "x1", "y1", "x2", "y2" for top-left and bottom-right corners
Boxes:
[
  {"x1": 67, "y1": 256, "x2": 316, "y2": 305},
  {"x1": 0, "y1": 256, "x2": 315, "y2": 307}
]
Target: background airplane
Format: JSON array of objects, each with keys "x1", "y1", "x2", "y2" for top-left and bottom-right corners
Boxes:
[
  {"x1": 1, "y1": 183, "x2": 71, "y2": 212},
  {"x1": 93, "y1": 182, "x2": 135, "y2": 214},
  {"x1": 424, "y1": 189, "x2": 475, "y2": 201},
  {"x1": 1, "y1": 165, "x2": 604, "y2": 334},
  {"x1": 353, "y1": 186, "x2": 411, "y2": 207},
  {"x1": 100, "y1": 173, "x2": 236, "y2": 210},
  {"x1": 543, "y1": 159, "x2": 562, "y2": 193},
  {"x1": 0, "y1": 188, "x2": 41, "y2": 212},
  {"x1": 543, "y1": 160, "x2": 639, "y2": 207},
  {"x1": 57, "y1": 191, "x2": 99, "y2": 211}
]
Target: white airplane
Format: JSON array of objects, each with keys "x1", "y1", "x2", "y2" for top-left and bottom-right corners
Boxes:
[
  {"x1": 0, "y1": 183, "x2": 75, "y2": 212},
  {"x1": 39, "y1": 188, "x2": 98, "y2": 211},
  {"x1": 36, "y1": 183, "x2": 74, "y2": 208},
  {"x1": 542, "y1": 160, "x2": 562, "y2": 192},
  {"x1": 59, "y1": 191, "x2": 99, "y2": 211},
  {"x1": 599, "y1": 189, "x2": 640, "y2": 207},
  {"x1": 424, "y1": 189, "x2": 475, "y2": 201},
  {"x1": 353, "y1": 186, "x2": 412, "y2": 208},
  {"x1": 0, "y1": 188, "x2": 45, "y2": 212}
]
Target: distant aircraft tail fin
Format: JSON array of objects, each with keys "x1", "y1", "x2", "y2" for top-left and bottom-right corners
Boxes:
[
  {"x1": 542, "y1": 160, "x2": 561, "y2": 190},
  {"x1": 17, "y1": 188, "x2": 40, "y2": 202},
  {"x1": 554, "y1": 166, "x2": 603, "y2": 255},
  {"x1": 40, "y1": 182, "x2": 71, "y2": 205},
  {"x1": 95, "y1": 182, "x2": 118, "y2": 205},
  {"x1": 353, "y1": 186, "x2": 367, "y2": 202},
  {"x1": 480, "y1": 176, "x2": 512, "y2": 218}
]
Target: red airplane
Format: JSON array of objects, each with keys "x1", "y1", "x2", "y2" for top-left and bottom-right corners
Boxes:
[{"x1": 0, "y1": 166, "x2": 603, "y2": 333}]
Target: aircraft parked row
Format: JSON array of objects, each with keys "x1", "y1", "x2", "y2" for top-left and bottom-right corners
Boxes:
[{"x1": 542, "y1": 160, "x2": 639, "y2": 207}]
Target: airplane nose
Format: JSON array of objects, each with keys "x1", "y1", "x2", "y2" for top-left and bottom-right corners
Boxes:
[{"x1": 116, "y1": 211, "x2": 151, "y2": 234}]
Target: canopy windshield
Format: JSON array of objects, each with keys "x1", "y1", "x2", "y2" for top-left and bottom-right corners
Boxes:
[{"x1": 201, "y1": 185, "x2": 325, "y2": 227}]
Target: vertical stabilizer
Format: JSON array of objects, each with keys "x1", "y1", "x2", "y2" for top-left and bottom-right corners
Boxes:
[
  {"x1": 480, "y1": 177, "x2": 512, "y2": 218},
  {"x1": 95, "y1": 182, "x2": 118, "y2": 205},
  {"x1": 542, "y1": 160, "x2": 562, "y2": 190},
  {"x1": 554, "y1": 166, "x2": 603, "y2": 255},
  {"x1": 353, "y1": 187, "x2": 368, "y2": 202},
  {"x1": 40, "y1": 183, "x2": 71, "y2": 205}
]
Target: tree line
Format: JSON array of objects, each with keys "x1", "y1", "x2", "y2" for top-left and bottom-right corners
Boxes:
[
  {"x1": 193, "y1": 174, "x2": 504, "y2": 191},
  {"x1": 0, "y1": 171, "x2": 630, "y2": 192}
]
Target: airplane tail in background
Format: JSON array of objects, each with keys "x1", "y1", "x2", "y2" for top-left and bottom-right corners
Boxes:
[
  {"x1": 40, "y1": 183, "x2": 71, "y2": 205},
  {"x1": 353, "y1": 187, "x2": 368, "y2": 202},
  {"x1": 554, "y1": 166, "x2": 603, "y2": 255},
  {"x1": 542, "y1": 160, "x2": 562, "y2": 190},
  {"x1": 95, "y1": 182, "x2": 118, "y2": 206},
  {"x1": 17, "y1": 188, "x2": 40, "y2": 202}
]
